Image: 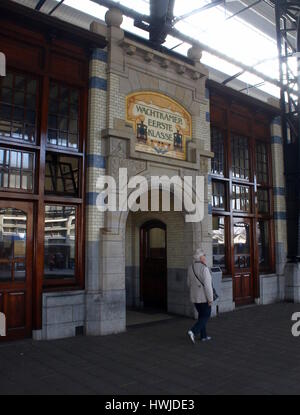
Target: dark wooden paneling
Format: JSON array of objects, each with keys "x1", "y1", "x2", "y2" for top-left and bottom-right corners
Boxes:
[
  {"x1": 49, "y1": 53, "x2": 85, "y2": 84},
  {"x1": 0, "y1": 35, "x2": 43, "y2": 72},
  {"x1": 230, "y1": 111, "x2": 251, "y2": 136},
  {"x1": 210, "y1": 105, "x2": 226, "y2": 126},
  {"x1": 234, "y1": 273, "x2": 253, "y2": 306},
  {"x1": 7, "y1": 292, "x2": 26, "y2": 330},
  {"x1": 253, "y1": 120, "x2": 270, "y2": 140}
]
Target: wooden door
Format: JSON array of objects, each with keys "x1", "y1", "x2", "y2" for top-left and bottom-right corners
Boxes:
[
  {"x1": 140, "y1": 221, "x2": 167, "y2": 310},
  {"x1": 233, "y1": 218, "x2": 254, "y2": 306},
  {"x1": 0, "y1": 201, "x2": 33, "y2": 341}
]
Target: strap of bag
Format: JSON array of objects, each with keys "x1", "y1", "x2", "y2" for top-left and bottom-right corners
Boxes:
[{"x1": 192, "y1": 263, "x2": 204, "y2": 287}]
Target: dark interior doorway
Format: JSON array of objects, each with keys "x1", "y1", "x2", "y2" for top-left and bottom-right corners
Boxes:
[{"x1": 140, "y1": 220, "x2": 167, "y2": 310}]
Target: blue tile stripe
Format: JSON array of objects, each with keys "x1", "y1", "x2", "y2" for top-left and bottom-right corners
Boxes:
[
  {"x1": 207, "y1": 174, "x2": 212, "y2": 185},
  {"x1": 271, "y1": 136, "x2": 282, "y2": 145},
  {"x1": 206, "y1": 112, "x2": 210, "y2": 122},
  {"x1": 205, "y1": 88, "x2": 210, "y2": 99},
  {"x1": 208, "y1": 203, "x2": 212, "y2": 215},
  {"x1": 86, "y1": 192, "x2": 98, "y2": 206},
  {"x1": 271, "y1": 116, "x2": 281, "y2": 126},
  {"x1": 273, "y1": 187, "x2": 285, "y2": 196},
  {"x1": 87, "y1": 154, "x2": 106, "y2": 169},
  {"x1": 91, "y1": 49, "x2": 108, "y2": 63},
  {"x1": 89, "y1": 76, "x2": 107, "y2": 91},
  {"x1": 274, "y1": 212, "x2": 286, "y2": 220}
]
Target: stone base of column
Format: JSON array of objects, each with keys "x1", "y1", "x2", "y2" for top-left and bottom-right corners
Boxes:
[
  {"x1": 285, "y1": 263, "x2": 300, "y2": 303},
  {"x1": 85, "y1": 290, "x2": 126, "y2": 336}
]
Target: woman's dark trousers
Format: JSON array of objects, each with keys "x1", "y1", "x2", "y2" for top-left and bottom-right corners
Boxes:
[{"x1": 191, "y1": 302, "x2": 211, "y2": 339}]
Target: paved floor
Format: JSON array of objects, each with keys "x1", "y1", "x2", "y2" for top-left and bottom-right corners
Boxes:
[
  {"x1": 126, "y1": 308, "x2": 173, "y2": 326},
  {"x1": 0, "y1": 303, "x2": 300, "y2": 395}
]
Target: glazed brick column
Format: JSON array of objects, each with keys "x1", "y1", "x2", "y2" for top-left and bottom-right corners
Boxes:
[
  {"x1": 85, "y1": 36, "x2": 108, "y2": 335},
  {"x1": 271, "y1": 116, "x2": 287, "y2": 299}
]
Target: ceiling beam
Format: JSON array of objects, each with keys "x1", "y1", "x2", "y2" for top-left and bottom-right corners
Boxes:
[
  {"x1": 35, "y1": 0, "x2": 47, "y2": 11},
  {"x1": 48, "y1": 0, "x2": 65, "y2": 15}
]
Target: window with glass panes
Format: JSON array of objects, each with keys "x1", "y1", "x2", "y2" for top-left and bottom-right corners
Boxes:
[
  {"x1": 0, "y1": 68, "x2": 85, "y2": 290},
  {"x1": 0, "y1": 72, "x2": 38, "y2": 143},
  {"x1": 210, "y1": 103, "x2": 274, "y2": 276},
  {"x1": 47, "y1": 81, "x2": 79, "y2": 150},
  {"x1": 231, "y1": 134, "x2": 250, "y2": 180},
  {"x1": 211, "y1": 127, "x2": 225, "y2": 176}
]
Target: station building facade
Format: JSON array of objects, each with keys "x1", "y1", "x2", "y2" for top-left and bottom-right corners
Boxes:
[{"x1": 0, "y1": 0, "x2": 290, "y2": 341}]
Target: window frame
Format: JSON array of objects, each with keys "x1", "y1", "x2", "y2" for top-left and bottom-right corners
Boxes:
[
  {"x1": 212, "y1": 214, "x2": 230, "y2": 276},
  {"x1": 0, "y1": 68, "x2": 87, "y2": 292},
  {"x1": 210, "y1": 106, "x2": 275, "y2": 278},
  {"x1": 43, "y1": 202, "x2": 84, "y2": 288},
  {"x1": 0, "y1": 70, "x2": 40, "y2": 146}
]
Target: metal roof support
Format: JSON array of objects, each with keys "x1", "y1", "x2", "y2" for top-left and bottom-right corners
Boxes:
[
  {"x1": 48, "y1": 0, "x2": 65, "y2": 16},
  {"x1": 222, "y1": 70, "x2": 245, "y2": 85},
  {"x1": 173, "y1": 0, "x2": 223, "y2": 25},
  {"x1": 35, "y1": 0, "x2": 47, "y2": 11},
  {"x1": 225, "y1": 0, "x2": 262, "y2": 21},
  {"x1": 91, "y1": 0, "x2": 287, "y2": 90},
  {"x1": 274, "y1": 0, "x2": 300, "y2": 260},
  {"x1": 149, "y1": 0, "x2": 175, "y2": 44}
]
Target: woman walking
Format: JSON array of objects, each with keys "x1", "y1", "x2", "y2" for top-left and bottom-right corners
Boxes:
[{"x1": 187, "y1": 249, "x2": 213, "y2": 343}]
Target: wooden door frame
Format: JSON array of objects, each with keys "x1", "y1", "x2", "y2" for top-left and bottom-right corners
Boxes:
[
  {"x1": 0, "y1": 200, "x2": 33, "y2": 340},
  {"x1": 232, "y1": 216, "x2": 255, "y2": 305},
  {"x1": 140, "y1": 220, "x2": 167, "y2": 307}
]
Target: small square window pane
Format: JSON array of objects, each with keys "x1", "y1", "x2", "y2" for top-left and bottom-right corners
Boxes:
[
  {"x1": 48, "y1": 115, "x2": 57, "y2": 129},
  {"x1": 12, "y1": 122, "x2": 23, "y2": 139},
  {"x1": 49, "y1": 100, "x2": 58, "y2": 114},
  {"x1": 15, "y1": 76, "x2": 26, "y2": 90},
  {"x1": 45, "y1": 153, "x2": 79, "y2": 196},
  {"x1": 0, "y1": 104, "x2": 12, "y2": 119},
  {"x1": 48, "y1": 130, "x2": 57, "y2": 145},
  {"x1": 50, "y1": 84, "x2": 58, "y2": 99},
  {"x1": 57, "y1": 132, "x2": 68, "y2": 147},
  {"x1": 9, "y1": 171, "x2": 21, "y2": 188},
  {"x1": 24, "y1": 124, "x2": 35, "y2": 142},
  {"x1": 27, "y1": 94, "x2": 36, "y2": 109},
  {"x1": 1, "y1": 88, "x2": 13, "y2": 105},
  {"x1": 0, "y1": 119, "x2": 11, "y2": 136},
  {"x1": 14, "y1": 91, "x2": 25, "y2": 106},
  {"x1": 22, "y1": 172, "x2": 33, "y2": 190},
  {"x1": 68, "y1": 134, "x2": 78, "y2": 149},
  {"x1": 70, "y1": 106, "x2": 78, "y2": 118},
  {"x1": 69, "y1": 119, "x2": 78, "y2": 134},
  {"x1": 22, "y1": 152, "x2": 33, "y2": 170},
  {"x1": 1, "y1": 73, "x2": 13, "y2": 88},
  {"x1": 3, "y1": 173, "x2": 8, "y2": 187},
  {"x1": 13, "y1": 107, "x2": 24, "y2": 121},
  {"x1": 14, "y1": 262, "x2": 26, "y2": 281},
  {"x1": 58, "y1": 117, "x2": 68, "y2": 131},
  {"x1": 27, "y1": 79, "x2": 37, "y2": 94},
  {"x1": 70, "y1": 89, "x2": 79, "y2": 103},
  {"x1": 25, "y1": 110, "x2": 36, "y2": 124},
  {"x1": 61, "y1": 87, "x2": 69, "y2": 101},
  {"x1": 0, "y1": 263, "x2": 12, "y2": 282},
  {"x1": 59, "y1": 101, "x2": 68, "y2": 116}
]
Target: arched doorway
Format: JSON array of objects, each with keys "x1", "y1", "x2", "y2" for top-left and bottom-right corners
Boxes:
[{"x1": 140, "y1": 220, "x2": 167, "y2": 310}]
